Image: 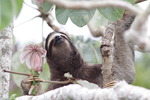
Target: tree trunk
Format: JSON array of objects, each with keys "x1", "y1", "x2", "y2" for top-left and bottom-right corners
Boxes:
[{"x1": 0, "y1": 21, "x2": 13, "y2": 98}]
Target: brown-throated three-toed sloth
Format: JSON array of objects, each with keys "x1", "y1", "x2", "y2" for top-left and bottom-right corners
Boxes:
[{"x1": 21, "y1": 11, "x2": 135, "y2": 95}]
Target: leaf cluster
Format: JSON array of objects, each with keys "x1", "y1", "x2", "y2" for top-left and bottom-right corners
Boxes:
[{"x1": 43, "y1": 0, "x2": 135, "y2": 27}]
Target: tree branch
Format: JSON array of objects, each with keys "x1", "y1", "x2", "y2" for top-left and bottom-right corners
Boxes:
[
  {"x1": 0, "y1": 21, "x2": 13, "y2": 98},
  {"x1": 100, "y1": 22, "x2": 115, "y2": 86},
  {"x1": 87, "y1": 23, "x2": 105, "y2": 37},
  {"x1": 135, "y1": 0, "x2": 147, "y2": 4},
  {"x1": 47, "y1": 0, "x2": 141, "y2": 15},
  {"x1": 134, "y1": 45, "x2": 150, "y2": 53},
  {"x1": 16, "y1": 81, "x2": 150, "y2": 100},
  {"x1": 124, "y1": 4, "x2": 150, "y2": 52}
]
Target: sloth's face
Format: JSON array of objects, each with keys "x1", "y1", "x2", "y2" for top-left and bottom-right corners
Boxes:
[{"x1": 45, "y1": 32, "x2": 72, "y2": 57}]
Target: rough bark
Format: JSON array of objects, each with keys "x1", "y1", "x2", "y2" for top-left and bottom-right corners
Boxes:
[
  {"x1": 100, "y1": 22, "x2": 115, "y2": 86},
  {"x1": 16, "y1": 81, "x2": 150, "y2": 100},
  {"x1": 0, "y1": 21, "x2": 13, "y2": 98},
  {"x1": 100, "y1": 10, "x2": 135, "y2": 86}
]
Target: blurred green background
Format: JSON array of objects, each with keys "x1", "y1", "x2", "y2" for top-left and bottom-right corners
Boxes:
[{"x1": 9, "y1": 35, "x2": 150, "y2": 97}]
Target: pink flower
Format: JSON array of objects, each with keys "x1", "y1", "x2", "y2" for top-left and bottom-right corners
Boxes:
[{"x1": 20, "y1": 44, "x2": 47, "y2": 73}]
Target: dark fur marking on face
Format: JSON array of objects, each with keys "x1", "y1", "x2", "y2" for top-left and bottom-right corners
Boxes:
[{"x1": 45, "y1": 31, "x2": 70, "y2": 57}]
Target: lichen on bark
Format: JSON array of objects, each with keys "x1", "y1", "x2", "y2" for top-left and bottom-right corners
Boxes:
[{"x1": 0, "y1": 21, "x2": 13, "y2": 98}]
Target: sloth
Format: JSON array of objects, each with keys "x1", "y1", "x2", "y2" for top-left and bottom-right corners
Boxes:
[
  {"x1": 45, "y1": 32, "x2": 103, "y2": 90},
  {"x1": 21, "y1": 11, "x2": 135, "y2": 95}
]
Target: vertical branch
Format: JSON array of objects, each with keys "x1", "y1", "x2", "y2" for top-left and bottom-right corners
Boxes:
[
  {"x1": 100, "y1": 22, "x2": 115, "y2": 86},
  {"x1": 0, "y1": 21, "x2": 13, "y2": 98}
]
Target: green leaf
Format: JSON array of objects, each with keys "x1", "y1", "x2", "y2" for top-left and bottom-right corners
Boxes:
[
  {"x1": 0, "y1": 0, "x2": 23, "y2": 30},
  {"x1": 15, "y1": 0, "x2": 23, "y2": 17},
  {"x1": 0, "y1": 0, "x2": 13, "y2": 30},
  {"x1": 9, "y1": 94, "x2": 17, "y2": 100},
  {"x1": 89, "y1": 44, "x2": 99, "y2": 64},
  {"x1": 56, "y1": 7, "x2": 68, "y2": 25},
  {"x1": 70, "y1": 35, "x2": 102, "y2": 64},
  {"x1": 98, "y1": 0, "x2": 135, "y2": 21},
  {"x1": 33, "y1": 71, "x2": 40, "y2": 77},
  {"x1": 68, "y1": 9, "x2": 96, "y2": 27},
  {"x1": 90, "y1": 10, "x2": 108, "y2": 28},
  {"x1": 43, "y1": 0, "x2": 53, "y2": 13},
  {"x1": 94, "y1": 41, "x2": 101, "y2": 48}
]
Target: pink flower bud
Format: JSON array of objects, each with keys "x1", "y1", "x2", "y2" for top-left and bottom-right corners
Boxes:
[{"x1": 20, "y1": 44, "x2": 47, "y2": 73}]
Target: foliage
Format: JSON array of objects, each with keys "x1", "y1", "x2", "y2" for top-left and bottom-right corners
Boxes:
[
  {"x1": 0, "y1": 0, "x2": 23, "y2": 30},
  {"x1": 0, "y1": 0, "x2": 135, "y2": 30},
  {"x1": 43, "y1": 0, "x2": 53, "y2": 13},
  {"x1": 132, "y1": 53, "x2": 150, "y2": 89},
  {"x1": 90, "y1": 10, "x2": 108, "y2": 28},
  {"x1": 43, "y1": 0, "x2": 135, "y2": 27},
  {"x1": 9, "y1": 94, "x2": 17, "y2": 100},
  {"x1": 98, "y1": 0, "x2": 135, "y2": 21},
  {"x1": 70, "y1": 35, "x2": 102, "y2": 63}
]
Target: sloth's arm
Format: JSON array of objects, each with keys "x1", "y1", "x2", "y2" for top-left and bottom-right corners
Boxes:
[{"x1": 112, "y1": 11, "x2": 136, "y2": 83}]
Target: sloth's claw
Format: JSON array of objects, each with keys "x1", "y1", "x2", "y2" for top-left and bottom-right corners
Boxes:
[{"x1": 104, "y1": 81, "x2": 117, "y2": 88}]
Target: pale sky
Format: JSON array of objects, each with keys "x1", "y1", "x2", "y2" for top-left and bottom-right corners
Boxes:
[{"x1": 13, "y1": 0, "x2": 150, "y2": 49}]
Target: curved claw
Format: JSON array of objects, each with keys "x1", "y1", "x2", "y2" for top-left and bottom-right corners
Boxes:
[
  {"x1": 27, "y1": 77, "x2": 45, "y2": 82},
  {"x1": 104, "y1": 81, "x2": 117, "y2": 88}
]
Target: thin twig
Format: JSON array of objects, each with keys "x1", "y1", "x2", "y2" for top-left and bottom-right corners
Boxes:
[
  {"x1": 15, "y1": 15, "x2": 40, "y2": 27},
  {"x1": 3, "y1": 70, "x2": 33, "y2": 76},
  {"x1": 23, "y1": 1, "x2": 38, "y2": 10},
  {"x1": 44, "y1": 80, "x2": 72, "y2": 84},
  {"x1": 28, "y1": 77, "x2": 72, "y2": 84},
  {"x1": 42, "y1": 19, "x2": 44, "y2": 48}
]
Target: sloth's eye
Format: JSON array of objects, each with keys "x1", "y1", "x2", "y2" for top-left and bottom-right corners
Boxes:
[{"x1": 61, "y1": 35, "x2": 67, "y2": 39}]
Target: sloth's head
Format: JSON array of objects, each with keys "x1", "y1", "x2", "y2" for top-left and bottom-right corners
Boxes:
[
  {"x1": 45, "y1": 31, "x2": 76, "y2": 60},
  {"x1": 45, "y1": 31, "x2": 84, "y2": 73}
]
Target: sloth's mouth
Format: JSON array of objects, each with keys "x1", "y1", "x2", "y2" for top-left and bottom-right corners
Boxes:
[{"x1": 54, "y1": 37, "x2": 64, "y2": 46}]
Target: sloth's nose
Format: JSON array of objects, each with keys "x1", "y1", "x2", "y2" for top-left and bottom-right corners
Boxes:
[{"x1": 55, "y1": 35, "x2": 61, "y2": 40}]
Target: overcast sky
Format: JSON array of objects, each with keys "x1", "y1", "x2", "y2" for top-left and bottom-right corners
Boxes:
[{"x1": 13, "y1": 0, "x2": 150, "y2": 49}]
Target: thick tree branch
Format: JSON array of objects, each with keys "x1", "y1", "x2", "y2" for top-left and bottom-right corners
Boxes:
[
  {"x1": 134, "y1": 45, "x2": 150, "y2": 53},
  {"x1": 0, "y1": 21, "x2": 13, "y2": 98},
  {"x1": 47, "y1": 0, "x2": 141, "y2": 15},
  {"x1": 87, "y1": 23, "x2": 105, "y2": 37},
  {"x1": 100, "y1": 22, "x2": 115, "y2": 86},
  {"x1": 124, "y1": 4, "x2": 150, "y2": 51},
  {"x1": 16, "y1": 81, "x2": 150, "y2": 100}
]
